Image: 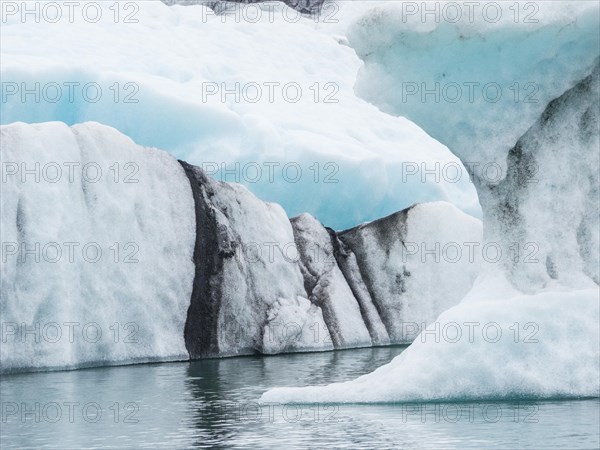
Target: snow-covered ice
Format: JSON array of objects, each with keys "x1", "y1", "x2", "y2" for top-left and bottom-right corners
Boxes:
[
  {"x1": 2, "y1": 1, "x2": 598, "y2": 403},
  {"x1": 261, "y1": 276, "x2": 600, "y2": 403},
  {"x1": 0, "y1": 0, "x2": 479, "y2": 229}
]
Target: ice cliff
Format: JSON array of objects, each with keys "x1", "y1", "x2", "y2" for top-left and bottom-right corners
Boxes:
[
  {"x1": 1, "y1": 122, "x2": 196, "y2": 372},
  {"x1": 0, "y1": 122, "x2": 481, "y2": 372}
]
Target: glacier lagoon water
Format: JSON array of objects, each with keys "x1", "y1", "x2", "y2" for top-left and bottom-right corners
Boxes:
[{"x1": 1, "y1": 346, "x2": 598, "y2": 449}]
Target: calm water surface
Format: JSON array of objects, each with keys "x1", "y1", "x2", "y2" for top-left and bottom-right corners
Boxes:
[{"x1": 1, "y1": 346, "x2": 598, "y2": 449}]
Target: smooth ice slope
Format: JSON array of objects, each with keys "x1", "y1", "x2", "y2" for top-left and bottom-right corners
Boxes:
[
  {"x1": 0, "y1": 122, "x2": 196, "y2": 372},
  {"x1": 261, "y1": 278, "x2": 600, "y2": 403},
  {"x1": 0, "y1": 0, "x2": 479, "y2": 229}
]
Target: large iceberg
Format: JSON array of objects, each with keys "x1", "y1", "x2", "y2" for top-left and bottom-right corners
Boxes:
[
  {"x1": 347, "y1": 0, "x2": 600, "y2": 290},
  {"x1": 261, "y1": 4, "x2": 600, "y2": 403},
  {"x1": 1, "y1": 121, "x2": 481, "y2": 372}
]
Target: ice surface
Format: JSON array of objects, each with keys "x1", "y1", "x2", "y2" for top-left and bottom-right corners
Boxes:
[
  {"x1": 181, "y1": 163, "x2": 332, "y2": 357},
  {"x1": 1, "y1": 120, "x2": 482, "y2": 371},
  {"x1": 1, "y1": 122, "x2": 196, "y2": 372},
  {"x1": 262, "y1": 295, "x2": 333, "y2": 354},
  {"x1": 348, "y1": 1, "x2": 600, "y2": 171},
  {"x1": 0, "y1": 0, "x2": 479, "y2": 229},
  {"x1": 4, "y1": 2, "x2": 597, "y2": 399},
  {"x1": 340, "y1": 202, "x2": 482, "y2": 342},
  {"x1": 261, "y1": 2, "x2": 600, "y2": 403},
  {"x1": 182, "y1": 161, "x2": 481, "y2": 356},
  {"x1": 291, "y1": 213, "x2": 372, "y2": 348},
  {"x1": 261, "y1": 277, "x2": 600, "y2": 403},
  {"x1": 163, "y1": 0, "x2": 324, "y2": 15},
  {"x1": 345, "y1": 2, "x2": 599, "y2": 289}
]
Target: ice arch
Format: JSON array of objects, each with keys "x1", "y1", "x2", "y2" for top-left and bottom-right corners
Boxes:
[{"x1": 261, "y1": 2, "x2": 600, "y2": 403}]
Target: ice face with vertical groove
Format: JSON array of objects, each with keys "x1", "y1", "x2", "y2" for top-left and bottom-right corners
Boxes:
[
  {"x1": 340, "y1": 202, "x2": 482, "y2": 342},
  {"x1": 291, "y1": 213, "x2": 372, "y2": 348},
  {"x1": 2, "y1": 121, "x2": 483, "y2": 372}
]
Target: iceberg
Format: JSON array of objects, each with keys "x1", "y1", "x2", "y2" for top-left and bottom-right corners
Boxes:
[
  {"x1": 347, "y1": 1, "x2": 600, "y2": 290},
  {"x1": 261, "y1": 5, "x2": 600, "y2": 403},
  {"x1": 1, "y1": 121, "x2": 481, "y2": 372},
  {"x1": 261, "y1": 282, "x2": 600, "y2": 403}
]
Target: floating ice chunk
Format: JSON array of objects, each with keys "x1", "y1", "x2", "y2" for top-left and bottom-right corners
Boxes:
[{"x1": 261, "y1": 277, "x2": 600, "y2": 403}]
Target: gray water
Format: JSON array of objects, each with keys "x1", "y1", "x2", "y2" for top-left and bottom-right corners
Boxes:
[{"x1": 1, "y1": 345, "x2": 598, "y2": 449}]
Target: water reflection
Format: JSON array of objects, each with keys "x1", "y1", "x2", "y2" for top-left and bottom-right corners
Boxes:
[
  {"x1": 183, "y1": 346, "x2": 406, "y2": 448},
  {"x1": 1, "y1": 346, "x2": 598, "y2": 449}
]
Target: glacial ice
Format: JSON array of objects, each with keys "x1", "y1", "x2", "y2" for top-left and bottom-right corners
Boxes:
[
  {"x1": 339, "y1": 202, "x2": 482, "y2": 342},
  {"x1": 3, "y1": 1, "x2": 598, "y2": 405},
  {"x1": 291, "y1": 213, "x2": 372, "y2": 349},
  {"x1": 0, "y1": 0, "x2": 479, "y2": 229},
  {"x1": 261, "y1": 3, "x2": 600, "y2": 403},
  {"x1": 1, "y1": 120, "x2": 482, "y2": 371},
  {"x1": 261, "y1": 278, "x2": 600, "y2": 403},
  {"x1": 181, "y1": 161, "x2": 481, "y2": 357},
  {"x1": 347, "y1": 1, "x2": 600, "y2": 291},
  {"x1": 180, "y1": 162, "x2": 332, "y2": 357},
  {"x1": 349, "y1": 1, "x2": 600, "y2": 171},
  {"x1": 0, "y1": 121, "x2": 196, "y2": 372}
]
